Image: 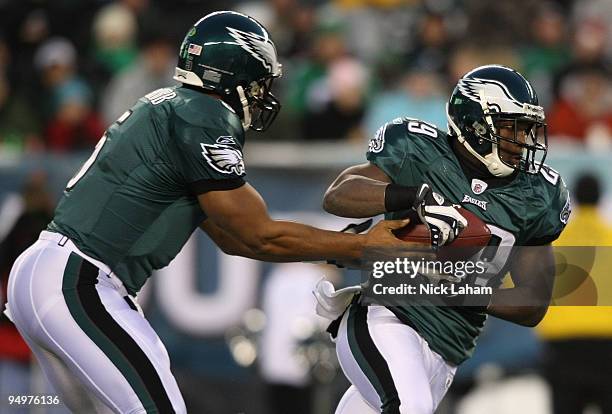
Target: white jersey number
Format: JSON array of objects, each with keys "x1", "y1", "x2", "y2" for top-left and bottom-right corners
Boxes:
[
  {"x1": 65, "y1": 109, "x2": 134, "y2": 191},
  {"x1": 407, "y1": 120, "x2": 438, "y2": 138},
  {"x1": 472, "y1": 224, "x2": 516, "y2": 287},
  {"x1": 66, "y1": 134, "x2": 107, "y2": 190}
]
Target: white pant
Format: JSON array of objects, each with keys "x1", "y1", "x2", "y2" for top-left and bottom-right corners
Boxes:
[
  {"x1": 335, "y1": 305, "x2": 456, "y2": 414},
  {"x1": 6, "y1": 231, "x2": 186, "y2": 414}
]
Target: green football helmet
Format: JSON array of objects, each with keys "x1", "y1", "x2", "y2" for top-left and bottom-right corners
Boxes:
[
  {"x1": 447, "y1": 65, "x2": 547, "y2": 177},
  {"x1": 174, "y1": 11, "x2": 282, "y2": 131}
]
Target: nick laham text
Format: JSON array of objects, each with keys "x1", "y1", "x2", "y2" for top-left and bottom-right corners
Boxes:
[{"x1": 373, "y1": 283, "x2": 493, "y2": 296}]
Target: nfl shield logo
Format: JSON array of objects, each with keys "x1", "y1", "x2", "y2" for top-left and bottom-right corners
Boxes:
[{"x1": 471, "y1": 179, "x2": 488, "y2": 195}]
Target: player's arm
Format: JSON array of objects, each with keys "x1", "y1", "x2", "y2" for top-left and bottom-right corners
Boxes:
[
  {"x1": 323, "y1": 163, "x2": 466, "y2": 247},
  {"x1": 198, "y1": 183, "x2": 410, "y2": 263},
  {"x1": 487, "y1": 168, "x2": 569, "y2": 326},
  {"x1": 199, "y1": 218, "x2": 258, "y2": 258},
  {"x1": 323, "y1": 163, "x2": 393, "y2": 218},
  {"x1": 486, "y1": 244, "x2": 555, "y2": 327}
]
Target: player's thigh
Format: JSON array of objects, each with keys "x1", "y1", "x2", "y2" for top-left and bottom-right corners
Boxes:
[
  {"x1": 335, "y1": 385, "x2": 378, "y2": 414},
  {"x1": 365, "y1": 306, "x2": 450, "y2": 414},
  {"x1": 335, "y1": 308, "x2": 381, "y2": 411},
  {"x1": 54, "y1": 269, "x2": 184, "y2": 413},
  {"x1": 336, "y1": 304, "x2": 441, "y2": 414},
  {"x1": 29, "y1": 343, "x2": 110, "y2": 414},
  {"x1": 9, "y1": 244, "x2": 185, "y2": 413},
  {"x1": 7, "y1": 243, "x2": 118, "y2": 412}
]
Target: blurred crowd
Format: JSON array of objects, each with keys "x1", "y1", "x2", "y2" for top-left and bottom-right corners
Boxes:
[{"x1": 0, "y1": 0, "x2": 611, "y2": 155}]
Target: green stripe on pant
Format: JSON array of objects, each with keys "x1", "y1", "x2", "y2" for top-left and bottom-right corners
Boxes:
[
  {"x1": 62, "y1": 253, "x2": 174, "y2": 413},
  {"x1": 346, "y1": 304, "x2": 401, "y2": 414}
]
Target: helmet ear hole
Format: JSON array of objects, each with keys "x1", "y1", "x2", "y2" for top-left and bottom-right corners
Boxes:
[{"x1": 472, "y1": 121, "x2": 487, "y2": 136}]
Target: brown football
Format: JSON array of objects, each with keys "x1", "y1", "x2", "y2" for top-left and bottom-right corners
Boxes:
[{"x1": 393, "y1": 208, "x2": 491, "y2": 261}]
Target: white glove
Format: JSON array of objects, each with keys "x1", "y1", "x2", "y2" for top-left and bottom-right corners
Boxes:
[
  {"x1": 414, "y1": 183, "x2": 468, "y2": 248},
  {"x1": 313, "y1": 278, "x2": 361, "y2": 320}
]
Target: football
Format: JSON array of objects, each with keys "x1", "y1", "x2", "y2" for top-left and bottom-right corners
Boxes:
[{"x1": 393, "y1": 208, "x2": 491, "y2": 260}]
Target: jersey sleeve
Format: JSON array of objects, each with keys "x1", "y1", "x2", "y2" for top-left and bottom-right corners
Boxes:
[
  {"x1": 525, "y1": 173, "x2": 571, "y2": 245},
  {"x1": 173, "y1": 117, "x2": 246, "y2": 195},
  {"x1": 366, "y1": 121, "x2": 409, "y2": 181}
]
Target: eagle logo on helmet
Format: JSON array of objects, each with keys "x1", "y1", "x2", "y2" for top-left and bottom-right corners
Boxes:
[
  {"x1": 457, "y1": 78, "x2": 523, "y2": 113},
  {"x1": 227, "y1": 27, "x2": 281, "y2": 76},
  {"x1": 200, "y1": 143, "x2": 246, "y2": 176}
]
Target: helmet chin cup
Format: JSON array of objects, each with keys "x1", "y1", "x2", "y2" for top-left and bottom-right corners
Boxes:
[
  {"x1": 461, "y1": 134, "x2": 515, "y2": 177},
  {"x1": 236, "y1": 85, "x2": 251, "y2": 130},
  {"x1": 483, "y1": 145, "x2": 515, "y2": 177}
]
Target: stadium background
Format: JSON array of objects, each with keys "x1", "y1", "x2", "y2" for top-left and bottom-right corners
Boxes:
[{"x1": 1, "y1": 0, "x2": 612, "y2": 413}]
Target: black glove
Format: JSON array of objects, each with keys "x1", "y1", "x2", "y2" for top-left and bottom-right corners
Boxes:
[
  {"x1": 327, "y1": 219, "x2": 374, "y2": 268},
  {"x1": 414, "y1": 183, "x2": 467, "y2": 249},
  {"x1": 338, "y1": 218, "x2": 373, "y2": 234}
]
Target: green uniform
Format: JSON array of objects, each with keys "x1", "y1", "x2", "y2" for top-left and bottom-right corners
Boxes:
[
  {"x1": 366, "y1": 117, "x2": 570, "y2": 365},
  {"x1": 48, "y1": 86, "x2": 246, "y2": 294}
]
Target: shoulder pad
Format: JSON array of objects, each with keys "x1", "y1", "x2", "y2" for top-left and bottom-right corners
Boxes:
[
  {"x1": 533, "y1": 163, "x2": 562, "y2": 187},
  {"x1": 174, "y1": 89, "x2": 242, "y2": 131},
  {"x1": 368, "y1": 118, "x2": 448, "y2": 154},
  {"x1": 532, "y1": 163, "x2": 570, "y2": 220},
  {"x1": 173, "y1": 90, "x2": 244, "y2": 145},
  {"x1": 525, "y1": 165, "x2": 571, "y2": 243},
  {"x1": 402, "y1": 117, "x2": 443, "y2": 140}
]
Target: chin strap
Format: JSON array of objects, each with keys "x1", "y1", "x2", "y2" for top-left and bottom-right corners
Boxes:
[
  {"x1": 481, "y1": 146, "x2": 515, "y2": 177},
  {"x1": 446, "y1": 104, "x2": 514, "y2": 177},
  {"x1": 236, "y1": 86, "x2": 251, "y2": 130}
]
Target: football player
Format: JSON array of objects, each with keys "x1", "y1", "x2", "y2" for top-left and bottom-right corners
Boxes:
[
  {"x1": 320, "y1": 65, "x2": 571, "y2": 414},
  {"x1": 4, "y1": 11, "x2": 410, "y2": 414}
]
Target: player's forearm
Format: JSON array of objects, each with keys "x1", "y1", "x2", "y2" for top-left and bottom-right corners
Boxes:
[
  {"x1": 488, "y1": 245, "x2": 554, "y2": 327},
  {"x1": 202, "y1": 219, "x2": 347, "y2": 262},
  {"x1": 248, "y1": 220, "x2": 366, "y2": 262},
  {"x1": 323, "y1": 175, "x2": 388, "y2": 218},
  {"x1": 200, "y1": 220, "x2": 259, "y2": 258},
  {"x1": 486, "y1": 287, "x2": 549, "y2": 327}
]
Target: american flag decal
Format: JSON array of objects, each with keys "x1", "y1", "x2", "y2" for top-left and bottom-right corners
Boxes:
[{"x1": 188, "y1": 43, "x2": 202, "y2": 56}]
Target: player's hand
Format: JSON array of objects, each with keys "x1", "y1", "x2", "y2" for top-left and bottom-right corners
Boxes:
[
  {"x1": 327, "y1": 219, "x2": 374, "y2": 268},
  {"x1": 365, "y1": 218, "x2": 415, "y2": 249},
  {"x1": 334, "y1": 219, "x2": 415, "y2": 268},
  {"x1": 365, "y1": 218, "x2": 434, "y2": 252},
  {"x1": 333, "y1": 219, "x2": 431, "y2": 269},
  {"x1": 414, "y1": 183, "x2": 467, "y2": 249}
]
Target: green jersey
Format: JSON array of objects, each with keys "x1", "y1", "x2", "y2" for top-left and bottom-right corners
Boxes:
[
  {"x1": 48, "y1": 86, "x2": 246, "y2": 294},
  {"x1": 366, "y1": 117, "x2": 570, "y2": 365}
]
